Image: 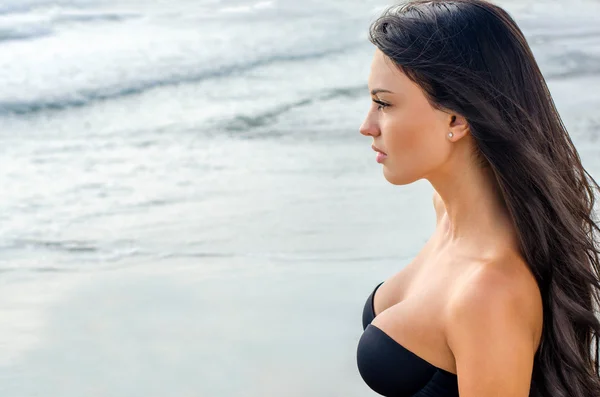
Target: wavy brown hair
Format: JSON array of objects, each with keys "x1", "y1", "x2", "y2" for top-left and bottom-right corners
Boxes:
[{"x1": 368, "y1": 1, "x2": 600, "y2": 396}]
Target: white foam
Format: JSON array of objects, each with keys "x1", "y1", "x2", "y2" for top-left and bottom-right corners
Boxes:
[{"x1": 219, "y1": 1, "x2": 275, "y2": 13}]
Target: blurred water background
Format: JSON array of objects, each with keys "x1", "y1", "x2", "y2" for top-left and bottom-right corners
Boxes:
[{"x1": 0, "y1": 0, "x2": 599, "y2": 395}]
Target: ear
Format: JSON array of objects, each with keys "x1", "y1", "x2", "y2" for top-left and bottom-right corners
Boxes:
[{"x1": 448, "y1": 114, "x2": 470, "y2": 141}]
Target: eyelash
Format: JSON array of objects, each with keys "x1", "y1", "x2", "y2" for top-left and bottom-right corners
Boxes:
[{"x1": 372, "y1": 99, "x2": 390, "y2": 110}]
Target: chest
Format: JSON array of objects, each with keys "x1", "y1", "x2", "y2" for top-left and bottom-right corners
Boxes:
[
  {"x1": 370, "y1": 250, "x2": 468, "y2": 373},
  {"x1": 356, "y1": 255, "x2": 462, "y2": 396}
]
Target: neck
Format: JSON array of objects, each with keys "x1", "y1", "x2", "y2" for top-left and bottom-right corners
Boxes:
[{"x1": 427, "y1": 163, "x2": 515, "y2": 248}]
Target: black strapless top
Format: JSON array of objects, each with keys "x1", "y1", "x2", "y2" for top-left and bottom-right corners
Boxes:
[{"x1": 357, "y1": 282, "x2": 459, "y2": 397}]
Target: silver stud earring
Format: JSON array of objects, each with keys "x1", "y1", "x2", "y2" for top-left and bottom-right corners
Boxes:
[{"x1": 448, "y1": 132, "x2": 454, "y2": 138}]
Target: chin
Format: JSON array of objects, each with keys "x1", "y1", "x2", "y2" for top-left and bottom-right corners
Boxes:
[{"x1": 382, "y1": 166, "x2": 419, "y2": 185}]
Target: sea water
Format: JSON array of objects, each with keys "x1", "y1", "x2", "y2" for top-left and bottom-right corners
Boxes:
[{"x1": 1, "y1": 0, "x2": 599, "y2": 395}]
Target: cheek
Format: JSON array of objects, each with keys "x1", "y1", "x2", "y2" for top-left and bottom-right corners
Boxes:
[
  {"x1": 385, "y1": 106, "x2": 442, "y2": 156},
  {"x1": 382, "y1": 126, "x2": 446, "y2": 185}
]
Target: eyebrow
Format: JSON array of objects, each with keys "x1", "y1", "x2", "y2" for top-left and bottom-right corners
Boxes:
[{"x1": 370, "y1": 88, "x2": 394, "y2": 95}]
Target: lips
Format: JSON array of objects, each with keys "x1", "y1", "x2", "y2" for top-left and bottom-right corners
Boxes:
[{"x1": 371, "y1": 144, "x2": 387, "y2": 155}]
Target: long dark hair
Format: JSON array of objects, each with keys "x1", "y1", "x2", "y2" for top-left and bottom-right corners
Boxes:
[{"x1": 368, "y1": 1, "x2": 600, "y2": 396}]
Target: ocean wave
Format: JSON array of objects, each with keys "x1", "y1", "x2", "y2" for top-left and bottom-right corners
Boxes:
[
  {"x1": 0, "y1": 265, "x2": 69, "y2": 274},
  {"x1": 0, "y1": 11, "x2": 140, "y2": 44},
  {"x1": 0, "y1": 3, "x2": 38, "y2": 16},
  {"x1": 158, "y1": 252, "x2": 237, "y2": 259},
  {"x1": 320, "y1": 85, "x2": 366, "y2": 100},
  {"x1": 545, "y1": 51, "x2": 600, "y2": 80},
  {"x1": 219, "y1": 1, "x2": 275, "y2": 14},
  {"x1": 0, "y1": 0, "x2": 100, "y2": 16},
  {"x1": 11, "y1": 238, "x2": 99, "y2": 253},
  {"x1": 0, "y1": 43, "x2": 363, "y2": 116},
  {"x1": 530, "y1": 29, "x2": 600, "y2": 44},
  {"x1": 224, "y1": 84, "x2": 365, "y2": 132},
  {"x1": 226, "y1": 98, "x2": 314, "y2": 132},
  {"x1": 53, "y1": 11, "x2": 141, "y2": 24},
  {"x1": 0, "y1": 24, "x2": 53, "y2": 42},
  {"x1": 6, "y1": 238, "x2": 145, "y2": 263}
]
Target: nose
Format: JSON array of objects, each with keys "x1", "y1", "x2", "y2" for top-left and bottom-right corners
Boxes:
[{"x1": 359, "y1": 113, "x2": 380, "y2": 137}]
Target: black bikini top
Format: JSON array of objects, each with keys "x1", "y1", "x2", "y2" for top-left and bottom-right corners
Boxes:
[{"x1": 356, "y1": 282, "x2": 459, "y2": 397}]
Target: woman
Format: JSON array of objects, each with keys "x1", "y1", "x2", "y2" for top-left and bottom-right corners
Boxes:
[{"x1": 355, "y1": 1, "x2": 600, "y2": 396}]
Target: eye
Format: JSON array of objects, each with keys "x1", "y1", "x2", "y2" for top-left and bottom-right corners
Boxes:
[{"x1": 372, "y1": 99, "x2": 390, "y2": 111}]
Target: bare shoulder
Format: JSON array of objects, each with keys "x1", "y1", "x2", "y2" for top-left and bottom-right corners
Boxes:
[
  {"x1": 442, "y1": 257, "x2": 543, "y2": 395},
  {"x1": 445, "y1": 256, "x2": 543, "y2": 354}
]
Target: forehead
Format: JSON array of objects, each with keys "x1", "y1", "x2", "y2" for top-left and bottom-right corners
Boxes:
[{"x1": 368, "y1": 49, "x2": 409, "y2": 91}]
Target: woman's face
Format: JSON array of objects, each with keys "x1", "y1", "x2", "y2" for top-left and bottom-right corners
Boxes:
[{"x1": 359, "y1": 49, "x2": 453, "y2": 185}]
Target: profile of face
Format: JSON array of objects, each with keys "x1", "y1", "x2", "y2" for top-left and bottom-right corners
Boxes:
[{"x1": 359, "y1": 49, "x2": 469, "y2": 185}]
